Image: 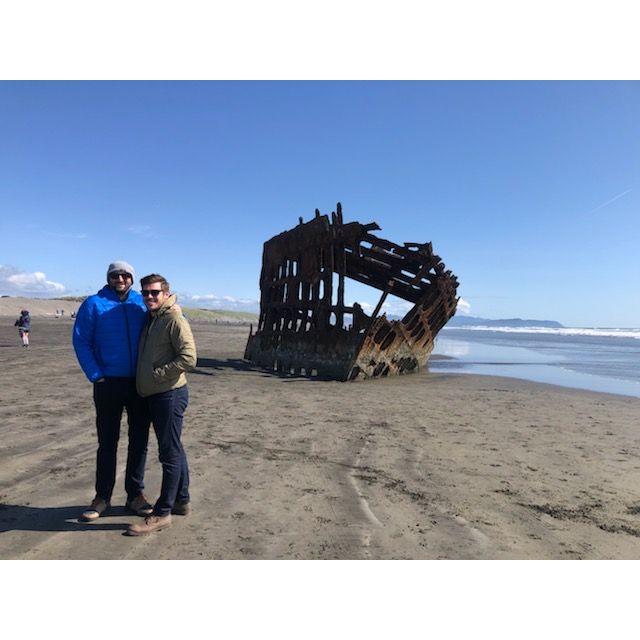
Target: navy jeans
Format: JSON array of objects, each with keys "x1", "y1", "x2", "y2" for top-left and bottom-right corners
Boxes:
[
  {"x1": 93, "y1": 377, "x2": 150, "y2": 503},
  {"x1": 147, "y1": 385, "x2": 190, "y2": 516}
]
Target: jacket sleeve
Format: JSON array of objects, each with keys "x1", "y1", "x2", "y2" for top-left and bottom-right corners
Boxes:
[
  {"x1": 72, "y1": 299, "x2": 105, "y2": 383},
  {"x1": 153, "y1": 316, "x2": 197, "y2": 380}
]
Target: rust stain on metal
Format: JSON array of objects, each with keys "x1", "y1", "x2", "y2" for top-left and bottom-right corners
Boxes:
[{"x1": 244, "y1": 203, "x2": 459, "y2": 380}]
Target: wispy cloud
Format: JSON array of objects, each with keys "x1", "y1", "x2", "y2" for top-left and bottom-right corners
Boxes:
[
  {"x1": 357, "y1": 301, "x2": 375, "y2": 313},
  {"x1": 350, "y1": 297, "x2": 413, "y2": 317},
  {"x1": 127, "y1": 225, "x2": 156, "y2": 237},
  {"x1": 381, "y1": 298, "x2": 413, "y2": 316},
  {"x1": 457, "y1": 297, "x2": 471, "y2": 315},
  {"x1": 588, "y1": 188, "x2": 632, "y2": 215},
  {"x1": 355, "y1": 295, "x2": 471, "y2": 318},
  {"x1": 26, "y1": 224, "x2": 88, "y2": 239},
  {"x1": 0, "y1": 265, "x2": 66, "y2": 296},
  {"x1": 42, "y1": 230, "x2": 88, "y2": 239},
  {"x1": 181, "y1": 292, "x2": 259, "y2": 312}
]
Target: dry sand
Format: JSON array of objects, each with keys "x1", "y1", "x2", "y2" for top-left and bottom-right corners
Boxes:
[{"x1": 1, "y1": 318, "x2": 640, "y2": 559}]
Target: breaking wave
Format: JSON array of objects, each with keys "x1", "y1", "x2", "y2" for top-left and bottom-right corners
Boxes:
[{"x1": 444, "y1": 326, "x2": 640, "y2": 340}]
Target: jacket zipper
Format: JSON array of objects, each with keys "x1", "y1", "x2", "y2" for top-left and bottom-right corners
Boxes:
[{"x1": 123, "y1": 301, "x2": 133, "y2": 376}]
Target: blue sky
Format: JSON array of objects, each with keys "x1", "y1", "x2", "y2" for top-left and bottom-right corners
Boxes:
[{"x1": 0, "y1": 81, "x2": 637, "y2": 326}]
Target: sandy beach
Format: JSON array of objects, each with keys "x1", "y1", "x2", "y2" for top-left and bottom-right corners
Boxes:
[{"x1": 1, "y1": 318, "x2": 640, "y2": 559}]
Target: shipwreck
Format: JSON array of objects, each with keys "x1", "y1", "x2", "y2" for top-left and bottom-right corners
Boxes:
[{"x1": 244, "y1": 203, "x2": 459, "y2": 380}]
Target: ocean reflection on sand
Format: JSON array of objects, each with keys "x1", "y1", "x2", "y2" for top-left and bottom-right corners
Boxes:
[{"x1": 431, "y1": 337, "x2": 640, "y2": 398}]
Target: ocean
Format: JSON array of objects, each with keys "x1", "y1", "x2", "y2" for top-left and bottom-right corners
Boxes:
[{"x1": 430, "y1": 326, "x2": 640, "y2": 398}]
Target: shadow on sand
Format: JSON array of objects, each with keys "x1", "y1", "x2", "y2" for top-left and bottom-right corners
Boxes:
[
  {"x1": 193, "y1": 357, "x2": 256, "y2": 375},
  {"x1": 194, "y1": 357, "x2": 331, "y2": 382},
  {"x1": 0, "y1": 504, "x2": 132, "y2": 533}
]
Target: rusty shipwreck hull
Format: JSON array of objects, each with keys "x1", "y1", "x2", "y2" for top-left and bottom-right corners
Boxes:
[{"x1": 244, "y1": 203, "x2": 459, "y2": 380}]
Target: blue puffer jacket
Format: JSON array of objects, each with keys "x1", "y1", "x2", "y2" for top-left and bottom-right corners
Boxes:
[{"x1": 72, "y1": 286, "x2": 148, "y2": 382}]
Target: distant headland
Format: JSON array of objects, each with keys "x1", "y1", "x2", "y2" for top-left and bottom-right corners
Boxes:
[{"x1": 448, "y1": 315, "x2": 564, "y2": 328}]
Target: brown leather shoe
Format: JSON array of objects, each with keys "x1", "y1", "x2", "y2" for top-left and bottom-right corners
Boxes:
[
  {"x1": 126, "y1": 514, "x2": 172, "y2": 536},
  {"x1": 126, "y1": 494, "x2": 154, "y2": 516},
  {"x1": 171, "y1": 501, "x2": 191, "y2": 516},
  {"x1": 80, "y1": 496, "x2": 110, "y2": 522}
]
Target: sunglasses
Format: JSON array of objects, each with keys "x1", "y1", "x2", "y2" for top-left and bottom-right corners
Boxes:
[
  {"x1": 109, "y1": 272, "x2": 132, "y2": 280},
  {"x1": 141, "y1": 289, "x2": 163, "y2": 298}
]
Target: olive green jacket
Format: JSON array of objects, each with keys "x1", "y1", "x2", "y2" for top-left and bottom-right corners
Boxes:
[{"x1": 136, "y1": 295, "x2": 197, "y2": 397}]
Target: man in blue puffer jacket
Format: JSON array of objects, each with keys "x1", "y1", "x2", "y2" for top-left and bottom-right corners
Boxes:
[{"x1": 73, "y1": 261, "x2": 153, "y2": 522}]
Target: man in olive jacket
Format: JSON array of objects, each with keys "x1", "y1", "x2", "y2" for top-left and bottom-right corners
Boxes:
[{"x1": 127, "y1": 273, "x2": 197, "y2": 536}]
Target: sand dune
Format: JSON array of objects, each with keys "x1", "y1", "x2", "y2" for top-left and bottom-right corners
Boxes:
[{"x1": 0, "y1": 296, "x2": 80, "y2": 317}]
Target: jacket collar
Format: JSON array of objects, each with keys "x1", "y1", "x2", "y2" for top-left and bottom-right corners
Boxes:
[
  {"x1": 150, "y1": 294, "x2": 177, "y2": 317},
  {"x1": 99, "y1": 284, "x2": 134, "y2": 302}
]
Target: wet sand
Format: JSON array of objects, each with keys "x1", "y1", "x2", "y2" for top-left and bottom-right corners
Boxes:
[{"x1": 1, "y1": 319, "x2": 640, "y2": 559}]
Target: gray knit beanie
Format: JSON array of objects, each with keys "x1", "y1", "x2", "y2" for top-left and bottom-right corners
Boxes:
[{"x1": 106, "y1": 260, "x2": 135, "y2": 281}]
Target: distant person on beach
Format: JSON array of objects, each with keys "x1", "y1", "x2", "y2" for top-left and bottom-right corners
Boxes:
[
  {"x1": 72, "y1": 261, "x2": 153, "y2": 522},
  {"x1": 14, "y1": 309, "x2": 31, "y2": 348},
  {"x1": 127, "y1": 273, "x2": 196, "y2": 536}
]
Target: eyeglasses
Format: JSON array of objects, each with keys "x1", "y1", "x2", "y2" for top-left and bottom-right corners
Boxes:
[
  {"x1": 141, "y1": 289, "x2": 163, "y2": 298},
  {"x1": 109, "y1": 272, "x2": 132, "y2": 280}
]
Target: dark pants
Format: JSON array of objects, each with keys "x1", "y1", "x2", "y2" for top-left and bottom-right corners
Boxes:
[
  {"x1": 148, "y1": 385, "x2": 190, "y2": 516},
  {"x1": 93, "y1": 377, "x2": 150, "y2": 503}
]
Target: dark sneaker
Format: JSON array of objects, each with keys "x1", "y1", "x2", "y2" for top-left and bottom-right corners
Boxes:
[
  {"x1": 126, "y1": 494, "x2": 154, "y2": 516},
  {"x1": 126, "y1": 514, "x2": 172, "y2": 536},
  {"x1": 171, "y1": 501, "x2": 191, "y2": 516},
  {"x1": 80, "y1": 496, "x2": 110, "y2": 522}
]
